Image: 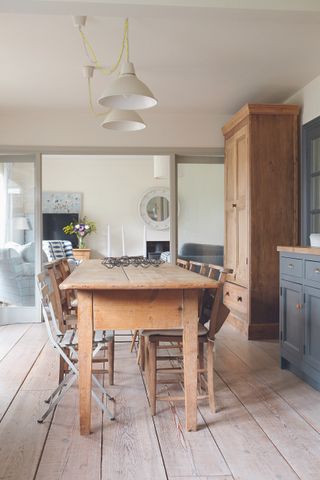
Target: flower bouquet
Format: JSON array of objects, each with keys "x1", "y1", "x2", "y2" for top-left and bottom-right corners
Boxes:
[{"x1": 63, "y1": 216, "x2": 96, "y2": 249}]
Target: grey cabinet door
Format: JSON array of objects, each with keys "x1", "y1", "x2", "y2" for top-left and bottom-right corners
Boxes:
[
  {"x1": 304, "y1": 285, "x2": 320, "y2": 371},
  {"x1": 280, "y1": 280, "x2": 304, "y2": 362}
]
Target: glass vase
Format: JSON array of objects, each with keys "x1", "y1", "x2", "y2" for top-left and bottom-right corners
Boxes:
[{"x1": 78, "y1": 236, "x2": 86, "y2": 249}]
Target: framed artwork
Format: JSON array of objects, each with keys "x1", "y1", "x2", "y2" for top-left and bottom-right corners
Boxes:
[{"x1": 42, "y1": 192, "x2": 81, "y2": 214}]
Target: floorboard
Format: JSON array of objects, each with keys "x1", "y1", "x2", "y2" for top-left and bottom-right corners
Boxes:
[
  {"x1": 0, "y1": 323, "x2": 31, "y2": 361},
  {"x1": 149, "y1": 355, "x2": 230, "y2": 478},
  {"x1": 101, "y1": 345, "x2": 167, "y2": 480},
  {"x1": 0, "y1": 326, "x2": 55, "y2": 480},
  {"x1": 2, "y1": 323, "x2": 320, "y2": 480},
  {"x1": 214, "y1": 341, "x2": 320, "y2": 480},
  {"x1": 219, "y1": 324, "x2": 320, "y2": 433},
  {"x1": 0, "y1": 324, "x2": 48, "y2": 420}
]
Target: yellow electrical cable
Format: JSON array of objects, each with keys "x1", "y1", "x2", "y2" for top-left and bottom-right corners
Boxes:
[
  {"x1": 79, "y1": 18, "x2": 129, "y2": 77},
  {"x1": 87, "y1": 77, "x2": 107, "y2": 117}
]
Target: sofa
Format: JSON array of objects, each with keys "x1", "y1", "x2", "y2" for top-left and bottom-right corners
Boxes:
[
  {"x1": 160, "y1": 243, "x2": 224, "y2": 266},
  {"x1": 178, "y1": 243, "x2": 224, "y2": 266},
  {"x1": 0, "y1": 240, "x2": 78, "y2": 307},
  {"x1": 0, "y1": 242, "x2": 35, "y2": 306}
]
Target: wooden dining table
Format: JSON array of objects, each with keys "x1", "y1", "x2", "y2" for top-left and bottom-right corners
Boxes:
[{"x1": 60, "y1": 259, "x2": 219, "y2": 435}]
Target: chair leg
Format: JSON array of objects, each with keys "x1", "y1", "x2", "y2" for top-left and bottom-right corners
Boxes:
[
  {"x1": 130, "y1": 329, "x2": 139, "y2": 352},
  {"x1": 108, "y1": 337, "x2": 114, "y2": 385},
  {"x1": 138, "y1": 335, "x2": 146, "y2": 371},
  {"x1": 144, "y1": 337, "x2": 150, "y2": 387},
  {"x1": 58, "y1": 357, "x2": 65, "y2": 384},
  {"x1": 207, "y1": 340, "x2": 216, "y2": 413},
  {"x1": 148, "y1": 340, "x2": 157, "y2": 416},
  {"x1": 198, "y1": 342, "x2": 204, "y2": 393},
  {"x1": 59, "y1": 347, "x2": 69, "y2": 383}
]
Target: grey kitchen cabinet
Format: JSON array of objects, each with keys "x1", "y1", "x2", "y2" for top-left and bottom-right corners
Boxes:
[{"x1": 278, "y1": 247, "x2": 320, "y2": 390}]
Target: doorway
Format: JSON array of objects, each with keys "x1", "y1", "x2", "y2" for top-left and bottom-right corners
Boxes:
[{"x1": 0, "y1": 154, "x2": 42, "y2": 324}]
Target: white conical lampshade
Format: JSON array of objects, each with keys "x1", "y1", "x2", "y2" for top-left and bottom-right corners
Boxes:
[
  {"x1": 98, "y1": 62, "x2": 157, "y2": 110},
  {"x1": 101, "y1": 109, "x2": 146, "y2": 131}
]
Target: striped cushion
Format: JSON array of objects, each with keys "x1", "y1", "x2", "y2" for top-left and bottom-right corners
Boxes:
[
  {"x1": 160, "y1": 251, "x2": 171, "y2": 262},
  {"x1": 63, "y1": 241, "x2": 74, "y2": 258},
  {"x1": 49, "y1": 241, "x2": 65, "y2": 259},
  {"x1": 42, "y1": 240, "x2": 74, "y2": 261}
]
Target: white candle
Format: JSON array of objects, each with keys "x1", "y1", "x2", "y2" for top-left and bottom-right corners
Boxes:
[
  {"x1": 107, "y1": 224, "x2": 111, "y2": 257},
  {"x1": 143, "y1": 225, "x2": 146, "y2": 257},
  {"x1": 121, "y1": 225, "x2": 126, "y2": 256}
]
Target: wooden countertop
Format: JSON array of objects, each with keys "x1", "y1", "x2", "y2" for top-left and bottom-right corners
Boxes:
[
  {"x1": 60, "y1": 259, "x2": 219, "y2": 290},
  {"x1": 277, "y1": 246, "x2": 320, "y2": 255}
]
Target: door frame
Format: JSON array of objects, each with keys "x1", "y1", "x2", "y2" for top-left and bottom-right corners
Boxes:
[
  {"x1": 0, "y1": 152, "x2": 42, "y2": 324},
  {"x1": 0, "y1": 146, "x2": 223, "y2": 321}
]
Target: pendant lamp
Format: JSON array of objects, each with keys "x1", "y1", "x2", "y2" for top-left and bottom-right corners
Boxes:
[
  {"x1": 101, "y1": 109, "x2": 146, "y2": 131},
  {"x1": 98, "y1": 62, "x2": 157, "y2": 110}
]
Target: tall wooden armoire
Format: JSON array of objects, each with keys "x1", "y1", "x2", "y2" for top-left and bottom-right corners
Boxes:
[{"x1": 222, "y1": 104, "x2": 300, "y2": 339}]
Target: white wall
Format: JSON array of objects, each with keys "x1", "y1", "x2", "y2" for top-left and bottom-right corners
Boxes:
[
  {"x1": 42, "y1": 155, "x2": 171, "y2": 257},
  {"x1": 178, "y1": 164, "x2": 224, "y2": 249},
  {"x1": 286, "y1": 73, "x2": 320, "y2": 125},
  {"x1": 42, "y1": 155, "x2": 225, "y2": 258}
]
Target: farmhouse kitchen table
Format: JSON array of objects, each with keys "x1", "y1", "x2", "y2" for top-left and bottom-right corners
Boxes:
[{"x1": 60, "y1": 260, "x2": 219, "y2": 435}]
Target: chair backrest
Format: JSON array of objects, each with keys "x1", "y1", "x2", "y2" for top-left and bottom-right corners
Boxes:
[
  {"x1": 200, "y1": 265, "x2": 232, "y2": 340},
  {"x1": 176, "y1": 258, "x2": 189, "y2": 269},
  {"x1": 207, "y1": 264, "x2": 233, "y2": 282},
  {"x1": 44, "y1": 260, "x2": 70, "y2": 331},
  {"x1": 189, "y1": 261, "x2": 208, "y2": 276},
  {"x1": 37, "y1": 272, "x2": 63, "y2": 340}
]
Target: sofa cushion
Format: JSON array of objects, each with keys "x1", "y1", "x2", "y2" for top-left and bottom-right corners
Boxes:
[
  {"x1": 20, "y1": 242, "x2": 34, "y2": 263},
  {"x1": 180, "y1": 243, "x2": 224, "y2": 257}
]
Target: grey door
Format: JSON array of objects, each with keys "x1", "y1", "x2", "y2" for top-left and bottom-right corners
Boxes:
[
  {"x1": 280, "y1": 280, "x2": 304, "y2": 362},
  {"x1": 304, "y1": 285, "x2": 320, "y2": 371}
]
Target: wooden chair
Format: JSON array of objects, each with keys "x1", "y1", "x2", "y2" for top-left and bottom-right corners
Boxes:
[
  {"x1": 176, "y1": 258, "x2": 189, "y2": 269},
  {"x1": 131, "y1": 258, "x2": 191, "y2": 367},
  {"x1": 44, "y1": 260, "x2": 115, "y2": 385},
  {"x1": 36, "y1": 272, "x2": 115, "y2": 424},
  {"x1": 55, "y1": 258, "x2": 78, "y2": 313},
  {"x1": 142, "y1": 265, "x2": 232, "y2": 415},
  {"x1": 188, "y1": 260, "x2": 208, "y2": 276}
]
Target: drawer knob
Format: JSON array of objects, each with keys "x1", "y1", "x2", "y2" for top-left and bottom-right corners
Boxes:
[
  {"x1": 314, "y1": 268, "x2": 320, "y2": 274},
  {"x1": 287, "y1": 263, "x2": 294, "y2": 269},
  {"x1": 232, "y1": 203, "x2": 237, "y2": 208},
  {"x1": 295, "y1": 303, "x2": 303, "y2": 311},
  {"x1": 237, "y1": 296, "x2": 242, "y2": 302},
  {"x1": 225, "y1": 291, "x2": 230, "y2": 296}
]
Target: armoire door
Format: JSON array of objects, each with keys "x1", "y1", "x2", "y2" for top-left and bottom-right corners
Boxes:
[
  {"x1": 224, "y1": 136, "x2": 237, "y2": 280},
  {"x1": 224, "y1": 125, "x2": 249, "y2": 285},
  {"x1": 234, "y1": 125, "x2": 249, "y2": 287}
]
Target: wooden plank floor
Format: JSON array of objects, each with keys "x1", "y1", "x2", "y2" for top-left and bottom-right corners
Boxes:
[{"x1": 1, "y1": 323, "x2": 320, "y2": 480}]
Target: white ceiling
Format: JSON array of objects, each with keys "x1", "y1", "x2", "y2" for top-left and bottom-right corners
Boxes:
[{"x1": 1, "y1": 0, "x2": 320, "y2": 115}]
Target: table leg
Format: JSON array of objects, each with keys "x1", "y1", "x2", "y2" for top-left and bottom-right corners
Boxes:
[
  {"x1": 183, "y1": 289, "x2": 199, "y2": 431},
  {"x1": 77, "y1": 290, "x2": 93, "y2": 435}
]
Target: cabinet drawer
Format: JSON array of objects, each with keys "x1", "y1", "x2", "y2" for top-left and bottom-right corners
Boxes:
[
  {"x1": 305, "y1": 260, "x2": 320, "y2": 285},
  {"x1": 280, "y1": 257, "x2": 303, "y2": 279},
  {"x1": 223, "y1": 282, "x2": 248, "y2": 315}
]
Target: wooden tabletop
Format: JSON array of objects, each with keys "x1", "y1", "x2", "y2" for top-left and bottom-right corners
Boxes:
[
  {"x1": 60, "y1": 259, "x2": 219, "y2": 290},
  {"x1": 277, "y1": 246, "x2": 320, "y2": 255}
]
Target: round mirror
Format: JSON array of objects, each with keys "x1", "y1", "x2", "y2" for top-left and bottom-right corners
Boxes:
[{"x1": 139, "y1": 188, "x2": 170, "y2": 230}]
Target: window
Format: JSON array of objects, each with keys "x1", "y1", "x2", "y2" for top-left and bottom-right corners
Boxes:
[{"x1": 302, "y1": 117, "x2": 320, "y2": 243}]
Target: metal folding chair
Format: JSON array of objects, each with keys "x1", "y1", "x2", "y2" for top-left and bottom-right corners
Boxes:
[{"x1": 36, "y1": 273, "x2": 115, "y2": 424}]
